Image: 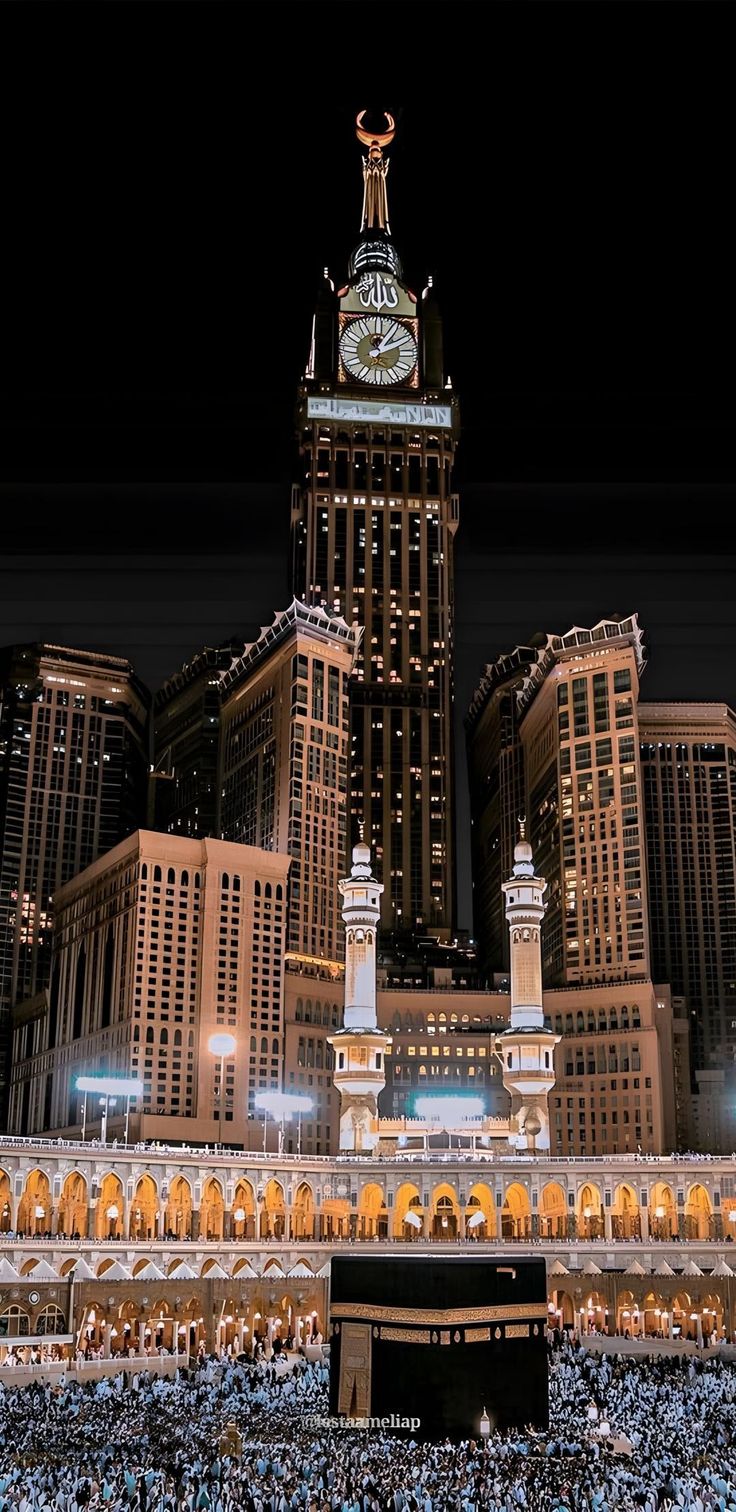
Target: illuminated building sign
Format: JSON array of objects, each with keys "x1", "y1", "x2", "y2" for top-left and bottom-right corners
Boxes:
[{"x1": 307, "y1": 396, "x2": 452, "y2": 428}]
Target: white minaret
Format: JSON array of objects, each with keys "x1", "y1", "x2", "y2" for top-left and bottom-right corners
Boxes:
[
  {"x1": 499, "y1": 820, "x2": 560, "y2": 1151},
  {"x1": 328, "y1": 832, "x2": 389, "y2": 1152}
]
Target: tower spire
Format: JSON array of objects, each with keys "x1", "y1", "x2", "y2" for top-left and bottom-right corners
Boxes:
[
  {"x1": 328, "y1": 834, "x2": 389, "y2": 1152},
  {"x1": 499, "y1": 831, "x2": 560, "y2": 1151},
  {"x1": 355, "y1": 110, "x2": 395, "y2": 233}
]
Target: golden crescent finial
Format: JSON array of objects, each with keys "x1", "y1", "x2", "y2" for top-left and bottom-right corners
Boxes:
[{"x1": 355, "y1": 110, "x2": 395, "y2": 150}]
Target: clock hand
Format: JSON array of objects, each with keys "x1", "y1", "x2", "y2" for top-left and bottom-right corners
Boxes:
[
  {"x1": 371, "y1": 337, "x2": 406, "y2": 357},
  {"x1": 376, "y1": 327, "x2": 403, "y2": 353}
]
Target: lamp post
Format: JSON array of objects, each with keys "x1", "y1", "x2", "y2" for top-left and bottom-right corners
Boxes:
[
  {"x1": 106, "y1": 1203, "x2": 119, "y2": 1240},
  {"x1": 254, "y1": 1092, "x2": 314, "y2": 1157},
  {"x1": 34, "y1": 1203, "x2": 45, "y2": 1235},
  {"x1": 208, "y1": 1033, "x2": 236, "y2": 1150},
  {"x1": 76, "y1": 1076, "x2": 143, "y2": 1144}
]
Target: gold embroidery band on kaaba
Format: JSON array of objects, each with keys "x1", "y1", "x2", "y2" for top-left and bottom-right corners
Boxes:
[
  {"x1": 380, "y1": 1327, "x2": 431, "y2": 1343},
  {"x1": 330, "y1": 1302, "x2": 548, "y2": 1326}
]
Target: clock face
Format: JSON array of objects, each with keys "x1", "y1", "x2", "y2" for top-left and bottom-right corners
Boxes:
[{"x1": 339, "y1": 315, "x2": 418, "y2": 387}]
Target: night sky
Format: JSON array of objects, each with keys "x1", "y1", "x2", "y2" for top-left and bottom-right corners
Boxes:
[{"x1": 2, "y1": 15, "x2": 734, "y2": 929}]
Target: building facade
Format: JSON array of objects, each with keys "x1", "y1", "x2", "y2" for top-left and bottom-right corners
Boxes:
[
  {"x1": 1, "y1": 1138, "x2": 736, "y2": 1371},
  {"x1": 219, "y1": 601, "x2": 360, "y2": 966},
  {"x1": 465, "y1": 644, "x2": 537, "y2": 974},
  {"x1": 468, "y1": 617, "x2": 650, "y2": 989},
  {"x1": 7, "y1": 832, "x2": 289, "y2": 1147},
  {"x1": 0, "y1": 644, "x2": 149, "y2": 1104},
  {"x1": 152, "y1": 640, "x2": 246, "y2": 839},
  {"x1": 640, "y1": 702, "x2": 736, "y2": 1147},
  {"x1": 291, "y1": 116, "x2": 459, "y2": 934}
]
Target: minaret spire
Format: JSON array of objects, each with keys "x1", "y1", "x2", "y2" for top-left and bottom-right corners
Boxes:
[
  {"x1": 499, "y1": 829, "x2": 560, "y2": 1151},
  {"x1": 356, "y1": 110, "x2": 395, "y2": 233},
  {"x1": 328, "y1": 834, "x2": 389, "y2": 1152}
]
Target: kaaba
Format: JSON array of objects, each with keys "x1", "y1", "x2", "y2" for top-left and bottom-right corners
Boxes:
[{"x1": 329, "y1": 1255, "x2": 548, "y2": 1441}]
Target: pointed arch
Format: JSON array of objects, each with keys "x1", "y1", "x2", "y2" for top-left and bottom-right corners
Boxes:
[
  {"x1": 17, "y1": 1168, "x2": 52, "y2": 1235},
  {"x1": 292, "y1": 1181, "x2": 315, "y2": 1240},
  {"x1": 502, "y1": 1182, "x2": 531, "y2": 1241},
  {"x1": 201, "y1": 1177, "x2": 225, "y2": 1240},
  {"x1": 685, "y1": 1183, "x2": 713, "y2": 1241},
  {"x1": 58, "y1": 1170, "x2": 88, "y2": 1238},
  {"x1": 465, "y1": 1182, "x2": 496, "y2": 1240},
  {"x1": 577, "y1": 1182, "x2": 604, "y2": 1239},
  {"x1": 392, "y1": 1182, "x2": 423, "y2": 1240},
  {"x1": 232, "y1": 1179, "x2": 256, "y2": 1239},
  {"x1": 165, "y1": 1175, "x2": 192, "y2": 1239},
  {"x1": 130, "y1": 1174, "x2": 159, "y2": 1239},
  {"x1": 611, "y1": 1182, "x2": 640, "y2": 1241},
  {"x1": 540, "y1": 1181, "x2": 567, "y2": 1240},
  {"x1": 95, "y1": 1172, "x2": 124, "y2": 1239}
]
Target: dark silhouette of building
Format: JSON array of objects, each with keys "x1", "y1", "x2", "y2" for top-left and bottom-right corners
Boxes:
[{"x1": 0, "y1": 643, "x2": 149, "y2": 1104}]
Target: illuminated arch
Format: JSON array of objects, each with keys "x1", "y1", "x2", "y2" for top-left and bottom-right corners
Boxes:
[
  {"x1": 685, "y1": 1183, "x2": 713, "y2": 1241},
  {"x1": 358, "y1": 1182, "x2": 387, "y2": 1239},
  {"x1": 292, "y1": 1181, "x2": 315, "y2": 1240},
  {"x1": 95, "y1": 1173, "x2": 124, "y2": 1239},
  {"x1": 577, "y1": 1182, "x2": 603, "y2": 1240},
  {"x1": 0, "y1": 1169, "x2": 13, "y2": 1232},
  {"x1": 392, "y1": 1182, "x2": 423, "y2": 1240},
  {"x1": 129, "y1": 1174, "x2": 158, "y2": 1239},
  {"x1": 583, "y1": 1289, "x2": 608, "y2": 1334},
  {"x1": 260, "y1": 1178, "x2": 286, "y2": 1240},
  {"x1": 232, "y1": 1179, "x2": 256, "y2": 1239},
  {"x1": 550, "y1": 1289, "x2": 574, "y2": 1328},
  {"x1": 465, "y1": 1182, "x2": 496, "y2": 1239},
  {"x1": 430, "y1": 1182, "x2": 459, "y2": 1239},
  {"x1": 200, "y1": 1177, "x2": 224, "y2": 1240},
  {"x1": 502, "y1": 1182, "x2": 531, "y2": 1240},
  {"x1": 17, "y1": 1169, "x2": 52, "y2": 1235},
  {"x1": 650, "y1": 1181, "x2": 677, "y2": 1240},
  {"x1": 611, "y1": 1182, "x2": 640, "y2": 1241},
  {"x1": 165, "y1": 1176, "x2": 192, "y2": 1239},
  {"x1": 540, "y1": 1181, "x2": 567, "y2": 1239},
  {"x1": 58, "y1": 1171, "x2": 88, "y2": 1238}
]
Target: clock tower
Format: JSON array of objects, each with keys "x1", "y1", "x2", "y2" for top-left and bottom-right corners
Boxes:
[{"x1": 292, "y1": 111, "x2": 460, "y2": 937}]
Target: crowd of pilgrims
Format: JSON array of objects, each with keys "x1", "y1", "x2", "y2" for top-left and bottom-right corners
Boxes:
[{"x1": 2, "y1": 1343, "x2": 736, "y2": 1511}]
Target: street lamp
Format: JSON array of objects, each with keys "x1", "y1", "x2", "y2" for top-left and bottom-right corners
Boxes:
[
  {"x1": 208, "y1": 1033, "x2": 236, "y2": 1149},
  {"x1": 76, "y1": 1075, "x2": 144, "y2": 1144},
  {"x1": 34, "y1": 1203, "x2": 45, "y2": 1235},
  {"x1": 254, "y1": 1091, "x2": 314, "y2": 1155},
  {"x1": 106, "y1": 1202, "x2": 119, "y2": 1239}
]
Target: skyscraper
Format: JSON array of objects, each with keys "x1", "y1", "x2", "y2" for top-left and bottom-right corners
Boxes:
[
  {"x1": 7, "y1": 831, "x2": 289, "y2": 1145},
  {"x1": 153, "y1": 639, "x2": 246, "y2": 839},
  {"x1": 639, "y1": 701, "x2": 736, "y2": 1146},
  {"x1": 468, "y1": 616, "x2": 649, "y2": 988},
  {"x1": 291, "y1": 112, "x2": 459, "y2": 935},
  {"x1": 465, "y1": 643, "x2": 538, "y2": 974},
  {"x1": 0, "y1": 643, "x2": 149, "y2": 1100},
  {"x1": 219, "y1": 599, "x2": 360, "y2": 965}
]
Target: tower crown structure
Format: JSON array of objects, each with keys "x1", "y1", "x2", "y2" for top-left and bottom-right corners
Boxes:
[
  {"x1": 329, "y1": 835, "x2": 388, "y2": 1152},
  {"x1": 499, "y1": 821, "x2": 560, "y2": 1151},
  {"x1": 292, "y1": 109, "x2": 460, "y2": 935}
]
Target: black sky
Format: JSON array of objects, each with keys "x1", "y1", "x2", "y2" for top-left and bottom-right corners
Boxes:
[{"x1": 2, "y1": 11, "x2": 735, "y2": 928}]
